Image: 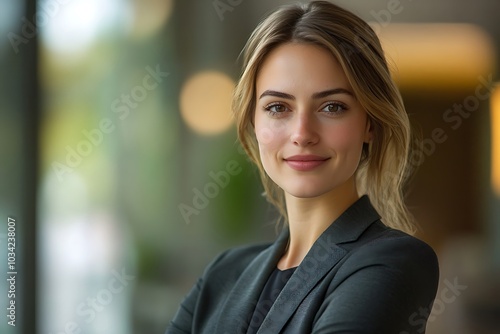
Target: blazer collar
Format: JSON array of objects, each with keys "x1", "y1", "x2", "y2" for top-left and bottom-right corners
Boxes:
[
  {"x1": 320, "y1": 194, "x2": 381, "y2": 245},
  {"x1": 215, "y1": 195, "x2": 381, "y2": 334}
]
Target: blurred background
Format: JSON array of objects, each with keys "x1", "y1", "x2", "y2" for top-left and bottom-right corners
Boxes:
[{"x1": 0, "y1": 0, "x2": 499, "y2": 333}]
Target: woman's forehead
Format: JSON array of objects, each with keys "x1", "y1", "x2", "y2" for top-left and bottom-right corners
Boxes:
[{"x1": 255, "y1": 43, "x2": 352, "y2": 96}]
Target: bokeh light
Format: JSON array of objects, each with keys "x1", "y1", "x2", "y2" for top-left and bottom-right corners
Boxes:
[
  {"x1": 180, "y1": 70, "x2": 235, "y2": 135},
  {"x1": 378, "y1": 23, "x2": 496, "y2": 90},
  {"x1": 40, "y1": 0, "x2": 123, "y2": 57},
  {"x1": 492, "y1": 84, "x2": 500, "y2": 196}
]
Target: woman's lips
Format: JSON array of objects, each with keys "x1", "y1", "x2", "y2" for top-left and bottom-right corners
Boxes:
[{"x1": 284, "y1": 155, "x2": 330, "y2": 171}]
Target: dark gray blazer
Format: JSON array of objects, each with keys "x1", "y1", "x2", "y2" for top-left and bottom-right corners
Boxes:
[{"x1": 166, "y1": 196, "x2": 439, "y2": 334}]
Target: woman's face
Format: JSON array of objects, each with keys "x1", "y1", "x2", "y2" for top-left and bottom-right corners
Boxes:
[{"x1": 254, "y1": 43, "x2": 371, "y2": 199}]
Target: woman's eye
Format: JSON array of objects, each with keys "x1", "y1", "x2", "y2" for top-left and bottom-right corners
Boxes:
[
  {"x1": 322, "y1": 102, "x2": 347, "y2": 115},
  {"x1": 264, "y1": 103, "x2": 289, "y2": 115}
]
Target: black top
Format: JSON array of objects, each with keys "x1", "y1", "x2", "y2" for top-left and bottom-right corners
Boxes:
[{"x1": 247, "y1": 267, "x2": 297, "y2": 334}]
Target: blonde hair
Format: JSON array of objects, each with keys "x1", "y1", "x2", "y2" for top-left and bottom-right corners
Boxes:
[{"x1": 232, "y1": 1, "x2": 416, "y2": 234}]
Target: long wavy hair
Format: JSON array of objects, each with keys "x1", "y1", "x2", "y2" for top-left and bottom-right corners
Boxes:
[{"x1": 232, "y1": 1, "x2": 416, "y2": 234}]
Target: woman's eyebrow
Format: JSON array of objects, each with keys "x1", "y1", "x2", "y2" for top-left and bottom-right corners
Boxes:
[
  {"x1": 259, "y1": 88, "x2": 353, "y2": 100},
  {"x1": 312, "y1": 88, "x2": 353, "y2": 99},
  {"x1": 259, "y1": 90, "x2": 295, "y2": 100}
]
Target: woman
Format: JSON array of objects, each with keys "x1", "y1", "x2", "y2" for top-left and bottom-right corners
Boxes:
[{"x1": 167, "y1": 1, "x2": 439, "y2": 333}]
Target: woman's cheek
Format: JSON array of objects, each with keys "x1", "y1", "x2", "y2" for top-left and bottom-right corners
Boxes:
[
  {"x1": 324, "y1": 123, "x2": 363, "y2": 152},
  {"x1": 255, "y1": 120, "x2": 287, "y2": 151}
]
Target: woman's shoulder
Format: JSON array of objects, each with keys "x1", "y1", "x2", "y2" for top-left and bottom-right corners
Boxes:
[
  {"x1": 376, "y1": 226, "x2": 437, "y2": 259},
  {"x1": 346, "y1": 224, "x2": 439, "y2": 278}
]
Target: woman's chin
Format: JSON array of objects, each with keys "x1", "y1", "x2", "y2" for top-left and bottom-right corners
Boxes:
[{"x1": 282, "y1": 185, "x2": 332, "y2": 199}]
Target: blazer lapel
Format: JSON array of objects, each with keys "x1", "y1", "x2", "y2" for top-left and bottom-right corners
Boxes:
[
  {"x1": 257, "y1": 195, "x2": 380, "y2": 333},
  {"x1": 214, "y1": 231, "x2": 289, "y2": 334},
  {"x1": 257, "y1": 243, "x2": 347, "y2": 333}
]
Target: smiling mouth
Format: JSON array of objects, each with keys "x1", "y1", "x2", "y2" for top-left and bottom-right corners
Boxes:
[{"x1": 283, "y1": 155, "x2": 330, "y2": 171}]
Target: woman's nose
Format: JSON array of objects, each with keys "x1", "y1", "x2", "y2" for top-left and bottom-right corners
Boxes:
[{"x1": 290, "y1": 113, "x2": 319, "y2": 146}]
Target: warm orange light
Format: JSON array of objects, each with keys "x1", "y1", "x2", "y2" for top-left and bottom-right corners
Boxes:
[
  {"x1": 376, "y1": 24, "x2": 496, "y2": 91},
  {"x1": 180, "y1": 71, "x2": 235, "y2": 135},
  {"x1": 492, "y1": 85, "x2": 500, "y2": 196}
]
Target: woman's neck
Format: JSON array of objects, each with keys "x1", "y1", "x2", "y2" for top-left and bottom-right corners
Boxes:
[{"x1": 277, "y1": 178, "x2": 359, "y2": 270}]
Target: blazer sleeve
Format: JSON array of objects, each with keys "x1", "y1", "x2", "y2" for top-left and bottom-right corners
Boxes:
[
  {"x1": 312, "y1": 235, "x2": 439, "y2": 334},
  {"x1": 165, "y1": 250, "x2": 230, "y2": 334}
]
